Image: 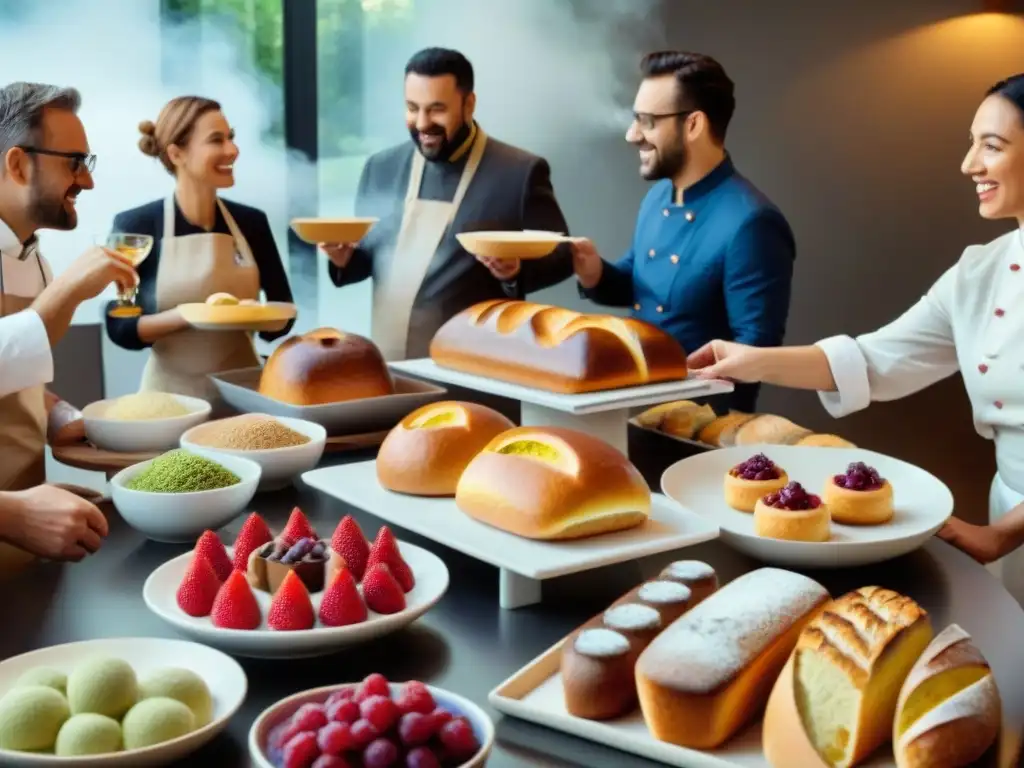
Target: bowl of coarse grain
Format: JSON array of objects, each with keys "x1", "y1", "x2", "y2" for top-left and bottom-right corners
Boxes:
[
  {"x1": 180, "y1": 414, "x2": 327, "y2": 492},
  {"x1": 110, "y1": 449, "x2": 261, "y2": 543},
  {"x1": 83, "y1": 392, "x2": 212, "y2": 453}
]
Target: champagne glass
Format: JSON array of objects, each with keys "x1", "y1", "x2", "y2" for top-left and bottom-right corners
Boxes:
[{"x1": 106, "y1": 233, "x2": 153, "y2": 318}]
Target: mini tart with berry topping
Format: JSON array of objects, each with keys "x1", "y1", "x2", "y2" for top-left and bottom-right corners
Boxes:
[
  {"x1": 822, "y1": 461, "x2": 894, "y2": 525},
  {"x1": 754, "y1": 482, "x2": 830, "y2": 542},
  {"x1": 723, "y1": 453, "x2": 789, "y2": 512}
]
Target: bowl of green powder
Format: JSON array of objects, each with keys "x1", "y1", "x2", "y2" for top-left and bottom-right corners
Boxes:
[{"x1": 110, "y1": 450, "x2": 261, "y2": 542}]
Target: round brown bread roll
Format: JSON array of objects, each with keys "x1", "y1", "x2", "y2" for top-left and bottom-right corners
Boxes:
[
  {"x1": 376, "y1": 401, "x2": 515, "y2": 496},
  {"x1": 561, "y1": 627, "x2": 638, "y2": 720},
  {"x1": 259, "y1": 328, "x2": 394, "y2": 405},
  {"x1": 454, "y1": 426, "x2": 651, "y2": 540}
]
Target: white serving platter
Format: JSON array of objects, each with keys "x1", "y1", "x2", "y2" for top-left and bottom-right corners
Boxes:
[
  {"x1": 302, "y1": 460, "x2": 719, "y2": 610},
  {"x1": 661, "y1": 445, "x2": 953, "y2": 568},
  {"x1": 0, "y1": 637, "x2": 246, "y2": 768},
  {"x1": 142, "y1": 541, "x2": 448, "y2": 659}
]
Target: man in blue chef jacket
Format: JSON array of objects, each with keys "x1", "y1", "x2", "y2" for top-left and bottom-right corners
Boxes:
[{"x1": 573, "y1": 51, "x2": 795, "y2": 413}]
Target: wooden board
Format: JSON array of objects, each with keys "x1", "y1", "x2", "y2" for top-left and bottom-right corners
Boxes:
[
  {"x1": 323, "y1": 430, "x2": 388, "y2": 453},
  {"x1": 51, "y1": 442, "x2": 158, "y2": 473}
]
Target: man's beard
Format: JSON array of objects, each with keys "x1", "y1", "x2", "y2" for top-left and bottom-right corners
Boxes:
[
  {"x1": 641, "y1": 142, "x2": 686, "y2": 181},
  {"x1": 409, "y1": 120, "x2": 472, "y2": 162},
  {"x1": 28, "y1": 181, "x2": 78, "y2": 231}
]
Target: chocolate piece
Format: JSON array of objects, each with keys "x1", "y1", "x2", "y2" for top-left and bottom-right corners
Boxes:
[
  {"x1": 247, "y1": 537, "x2": 333, "y2": 595},
  {"x1": 561, "y1": 628, "x2": 637, "y2": 720}
]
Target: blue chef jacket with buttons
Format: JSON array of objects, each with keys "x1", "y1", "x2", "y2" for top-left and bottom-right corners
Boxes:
[{"x1": 580, "y1": 156, "x2": 796, "y2": 413}]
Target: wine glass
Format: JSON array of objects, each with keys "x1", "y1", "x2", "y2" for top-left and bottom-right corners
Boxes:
[{"x1": 105, "y1": 233, "x2": 153, "y2": 318}]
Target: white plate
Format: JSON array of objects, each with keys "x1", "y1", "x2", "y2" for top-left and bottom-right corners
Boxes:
[
  {"x1": 179, "y1": 302, "x2": 296, "y2": 333},
  {"x1": 83, "y1": 395, "x2": 212, "y2": 454},
  {"x1": 660, "y1": 445, "x2": 953, "y2": 568},
  {"x1": 0, "y1": 637, "x2": 246, "y2": 768},
  {"x1": 143, "y1": 542, "x2": 449, "y2": 658}
]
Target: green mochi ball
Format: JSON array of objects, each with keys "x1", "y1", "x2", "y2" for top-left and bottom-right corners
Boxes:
[
  {"x1": 14, "y1": 667, "x2": 67, "y2": 695},
  {"x1": 121, "y1": 697, "x2": 195, "y2": 750},
  {"x1": 54, "y1": 713, "x2": 122, "y2": 756},
  {"x1": 66, "y1": 657, "x2": 138, "y2": 719},
  {"x1": 139, "y1": 668, "x2": 213, "y2": 727},
  {"x1": 0, "y1": 685, "x2": 70, "y2": 752}
]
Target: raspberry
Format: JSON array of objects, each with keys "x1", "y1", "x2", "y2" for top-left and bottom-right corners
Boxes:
[
  {"x1": 312, "y1": 755, "x2": 351, "y2": 768},
  {"x1": 317, "y1": 721, "x2": 354, "y2": 755},
  {"x1": 291, "y1": 703, "x2": 328, "y2": 733},
  {"x1": 348, "y1": 719, "x2": 379, "y2": 749},
  {"x1": 427, "y1": 707, "x2": 453, "y2": 730},
  {"x1": 362, "y1": 738, "x2": 399, "y2": 768},
  {"x1": 405, "y1": 747, "x2": 441, "y2": 768},
  {"x1": 397, "y1": 711, "x2": 435, "y2": 746},
  {"x1": 326, "y1": 697, "x2": 360, "y2": 724},
  {"x1": 360, "y1": 695, "x2": 399, "y2": 732},
  {"x1": 282, "y1": 731, "x2": 320, "y2": 768},
  {"x1": 437, "y1": 717, "x2": 479, "y2": 759},
  {"x1": 354, "y1": 673, "x2": 390, "y2": 702},
  {"x1": 395, "y1": 681, "x2": 435, "y2": 715},
  {"x1": 325, "y1": 688, "x2": 355, "y2": 708}
]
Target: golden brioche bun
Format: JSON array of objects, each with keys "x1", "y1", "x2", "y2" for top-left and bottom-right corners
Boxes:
[
  {"x1": 206, "y1": 292, "x2": 239, "y2": 306},
  {"x1": 455, "y1": 426, "x2": 651, "y2": 540},
  {"x1": 376, "y1": 401, "x2": 515, "y2": 496},
  {"x1": 259, "y1": 328, "x2": 394, "y2": 405}
]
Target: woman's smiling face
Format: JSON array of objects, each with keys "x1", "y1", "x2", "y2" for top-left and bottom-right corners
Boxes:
[{"x1": 962, "y1": 93, "x2": 1024, "y2": 223}]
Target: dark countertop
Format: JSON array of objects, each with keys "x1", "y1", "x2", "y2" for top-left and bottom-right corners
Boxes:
[{"x1": 5, "y1": 437, "x2": 1024, "y2": 767}]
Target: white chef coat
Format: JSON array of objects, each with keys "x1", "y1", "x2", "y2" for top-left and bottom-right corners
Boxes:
[
  {"x1": 814, "y1": 227, "x2": 1024, "y2": 597},
  {"x1": 0, "y1": 219, "x2": 55, "y2": 400}
]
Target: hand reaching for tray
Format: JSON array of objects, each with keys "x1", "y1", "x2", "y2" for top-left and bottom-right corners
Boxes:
[
  {"x1": 937, "y1": 517, "x2": 1012, "y2": 564},
  {"x1": 0, "y1": 484, "x2": 109, "y2": 561}
]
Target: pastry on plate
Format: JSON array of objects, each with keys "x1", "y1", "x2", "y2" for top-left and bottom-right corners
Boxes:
[
  {"x1": 723, "y1": 452, "x2": 789, "y2": 512},
  {"x1": 696, "y1": 411, "x2": 757, "y2": 447},
  {"x1": 823, "y1": 461, "x2": 894, "y2": 525},
  {"x1": 635, "y1": 400, "x2": 717, "y2": 439},
  {"x1": 754, "y1": 482, "x2": 830, "y2": 542},
  {"x1": 560, "y1": 628, "x2": 637, "y2": 720},
  {"x1": 733, "y1": 414, "x2": 812, "y2": 446}
]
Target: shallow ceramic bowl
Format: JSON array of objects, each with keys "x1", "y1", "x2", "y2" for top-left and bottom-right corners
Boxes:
[
  {"x1": 290, "y1": 217, "x2": 378, "y2": 244},
  {"x1": 249, "y1": 682, "x2": 493, "y2": 767},
  {"x1": 0, "y1": 636, "x2": 247, "y2": 768},
  {"x1": 110, "y1": 451, "x2": 260, "y2": 543},
  {"x1": 456, "y1": 230, "x2": 567, "y2": 260},
  {"x1": 83, "y1": 395, "x2": 211, "y2": 453},
  {"x1": 180, "y1": 415, "x2": 326, "y2": 492}
]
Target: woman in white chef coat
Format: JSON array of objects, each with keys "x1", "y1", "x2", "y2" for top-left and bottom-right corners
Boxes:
[
  {"x1": 687, "y1": 74, "x2": 1024, "y2": 600},
  {"x1": 104, "y1": 96, "x2": 294, "y2": 404}
]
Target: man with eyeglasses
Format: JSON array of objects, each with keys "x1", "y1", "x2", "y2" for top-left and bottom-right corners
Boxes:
[
  {"x1": 573, "y1": 51, "x2": 796, "y2": 413},
  {"x1": 0, "y1": 81, "x2": 135, "y2": 562}
]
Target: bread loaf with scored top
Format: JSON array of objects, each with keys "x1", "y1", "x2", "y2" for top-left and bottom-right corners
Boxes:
[
  {"x1": 634, "y1": 567, "x2": 830, "y2": 749},
  {"x1": 763, "y1": 586, "x2": 933, "y2": 768},
  {"x1": 429, "y1": 299, "x2": 689, "y2": 393},
  {"x1": 893, "y1": 623, "x2": 1001, "y2": 768}
]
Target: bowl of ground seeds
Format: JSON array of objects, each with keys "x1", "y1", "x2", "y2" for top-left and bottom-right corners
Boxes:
[
  {"x1": 180, "y1": 414, "x2": 327, "y2": 491},
  {"x1": 110, "y1": 449, "x2": 261, "y2": 542},
  {"x1": 83, "y1": 392, "x2": 212, "y2": 453}
]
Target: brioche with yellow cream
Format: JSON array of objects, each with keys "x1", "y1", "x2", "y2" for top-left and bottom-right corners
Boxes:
[
  {"x1": 376, "y1": 401, "x2": 514, "y2": 496},
  {"x1": 763, "y1": 587, "x2": 933, "y2": 768},
  {"x1": 635, "y1": 568, "x2": 830, "y2": 749},
  {"x1": 894, "y1": 624, "x2": 1001, "y2": 768},
  {"x1": 430, "y1": 299, "x2": 689, "y2": 393},
  {"x1": 455, "y1": 426, "x2": 650, "y2": 540}
]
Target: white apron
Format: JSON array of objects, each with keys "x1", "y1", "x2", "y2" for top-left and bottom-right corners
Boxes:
[
  {"x1": 371, "y1": 130, "x2": 488, "y2": 361},
  {"x1": 0, "y1": 255, "x2": 48, "y2": 572},
  {"x1": 140, "y1": 197, "x2": 261, "y2": 405},
  {"x1": 988, "y1": 473, "x2": 1024, "y2": 602}
]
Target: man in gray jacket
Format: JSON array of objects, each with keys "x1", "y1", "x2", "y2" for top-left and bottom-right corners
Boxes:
[{"x1": 321, "y1": 47, "x2": 573, "y2": 361}]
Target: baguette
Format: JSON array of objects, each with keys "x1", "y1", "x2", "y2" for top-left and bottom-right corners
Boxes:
[
  {"x1": 560, "y1": 562, "x2": 719, "y2": 720},
  {"x1": 893, "y1": 624, "x2": 1001, "y2": 768},
  {"x1": 429, "y1": 299, "x2": 689, "y2": 394},
  {"x1": 763, "y1": 587, "x2": 933, "y2": 768}
]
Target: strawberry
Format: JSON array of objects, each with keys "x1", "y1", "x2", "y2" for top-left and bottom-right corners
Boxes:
[
  {"x1": 232, "y1": 513, "x2": 273, "y2": 571},
  {"x1": 211, "y1": 570, "x2": 262, "y2": 630},
  {"x1": 194, "y1": 529, "x2": 233, "y2": 582},
  {"x1": 176, "y1": 553, "x2": 220, "y2": 617},
  {"x1": 330, "y1": 516, "x2": 370, "y2": 581},
  {"x1": 319, "y1": 566, "x2": 367, "y2": 627},
  {"x1": 362, "y1": 563, "x2": 407, "y2": 615},
  {"x1": 267, "y1": 570, "x2": 316, "y2": 631},
  {"x1": 366, "y1": 526, "x2": 415, "y2": 593},
  {"x1": 281, "y1": 507, "x2": 318, "y2": 547}
]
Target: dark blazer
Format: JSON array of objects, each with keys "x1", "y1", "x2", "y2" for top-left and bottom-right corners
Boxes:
[
  {"x1": 328, "y1": 129, "x2": 574, "y2": 357},
  {"x1": 581, "y1": 156, "x2": 796, "y2": 413},
  {"x1": 105, "y1": 197, "x2": 294, "y2": 350}
]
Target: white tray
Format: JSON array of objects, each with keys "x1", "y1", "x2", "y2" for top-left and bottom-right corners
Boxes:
[
  {"x1": 661, "y1": 445, "x2": 953, "y2": 568},
  {"x1": 391, "y1": 358, "x2": 733, "y2": 415},
  {"x1": 302, "y1": 460, "x2": 719, "y2": 609}
]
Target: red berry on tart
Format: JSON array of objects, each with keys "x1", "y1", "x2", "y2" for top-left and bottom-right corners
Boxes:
[
  {"x1": 753, "y1": 481, "x2": 830, "y2": 542},
  {"x1": 723, "y1": 453, "x2": 789, "y2": 512},
  {"x1": 822, "y1": 461, "x2": 894, "y2": 525}
]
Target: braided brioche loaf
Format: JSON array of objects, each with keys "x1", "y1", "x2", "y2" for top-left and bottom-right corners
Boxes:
[{"x1": 429, "y1": 300, "x2": 689, "y2": 394}]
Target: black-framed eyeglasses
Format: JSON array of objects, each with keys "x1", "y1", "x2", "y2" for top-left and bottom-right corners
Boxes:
[
  {"x1": 632, "y1": 110, "x2": 693, "y2": 131},
  {"x1": 16, "y1": 146, "x2": 96, "y2": 174}
]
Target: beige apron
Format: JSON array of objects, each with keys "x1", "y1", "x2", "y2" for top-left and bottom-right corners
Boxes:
[
  {"x1": 371, "y1": 130, "x2": 488, "y2": 361},
  {"x1": 140, "y1": 196, "x2": 260, "y2": 403},
  {"x1": 0, "y1": 256, "x2": 48, "y2": 571}
]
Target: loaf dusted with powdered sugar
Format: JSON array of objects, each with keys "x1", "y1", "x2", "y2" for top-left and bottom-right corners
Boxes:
[{"x1": 635, "y1": 567, "x2": 830, "y2": 749}]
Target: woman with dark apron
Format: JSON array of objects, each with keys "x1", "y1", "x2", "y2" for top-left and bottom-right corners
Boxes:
[{"x1": 105, "y1": 96, "x2": 294, "y2": 406}]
